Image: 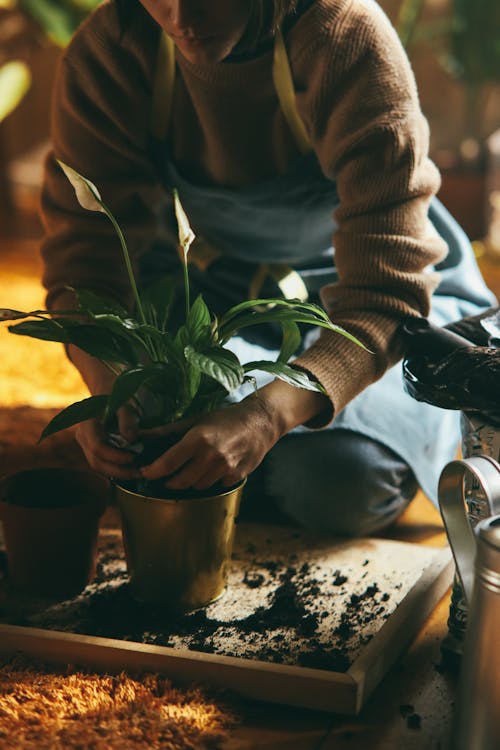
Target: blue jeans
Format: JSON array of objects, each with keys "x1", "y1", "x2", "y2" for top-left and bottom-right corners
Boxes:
[{"x1": 241, "y1": 428, "x2": 418, "y2": 537}]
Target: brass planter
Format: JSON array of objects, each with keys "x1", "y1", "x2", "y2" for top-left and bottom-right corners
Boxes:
[{"x1": 114, "y1": 480, "x2": 244, "y2": 611}]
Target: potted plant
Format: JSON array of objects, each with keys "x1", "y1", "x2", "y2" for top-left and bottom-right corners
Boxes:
[{"x1": 0, "y1": 162, "x2": 364, "y2": 610}]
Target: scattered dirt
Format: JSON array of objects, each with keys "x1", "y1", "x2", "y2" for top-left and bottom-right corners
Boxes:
[{"x1": 0, "y1": 525, "x2": 434, "y2": 674}]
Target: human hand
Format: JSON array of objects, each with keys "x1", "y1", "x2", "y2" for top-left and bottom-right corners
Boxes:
[
  {"x1": 75, "y1": 405, "x2": 142, "y2": 480},
  {"x1": 67, "y1": 346, "x2": 141, "y2": 478},
  {"x1": 138, "y1": 395, "x2": 282, "y2": 491}
]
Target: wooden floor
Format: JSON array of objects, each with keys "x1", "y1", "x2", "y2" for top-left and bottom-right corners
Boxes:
[{"x1": 2, "y1": 204, "x2": 500, "y2": 749}]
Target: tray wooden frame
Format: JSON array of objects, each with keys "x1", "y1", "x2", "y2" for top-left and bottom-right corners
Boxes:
[{"x1": 0, "y1": 547, "x2": 453, "y2": 715}]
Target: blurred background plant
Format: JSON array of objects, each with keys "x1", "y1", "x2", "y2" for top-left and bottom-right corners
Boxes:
[
  {"x1": 392, "y1": 0, "x2": 500, "y2": 245},
  {"x1": 1, "y1": 0, "x2": 101, "y2": 48},
  {"x1": 0, "y1": 0, "x2": 101, "y2": 222},
  {"x1": 0, "y1": 0, "x2": 101, "y2": 125},
  {"x1": 396, "y1": 0, "x2": 500, "y2": 165}
]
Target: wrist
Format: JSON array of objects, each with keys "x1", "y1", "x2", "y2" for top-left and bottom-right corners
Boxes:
[{"x1": 251, "y1": 379, "x2": 331, "y2": 438}]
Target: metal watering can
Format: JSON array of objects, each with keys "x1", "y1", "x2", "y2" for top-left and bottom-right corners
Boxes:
[{"x1": 438, "y1": 455, "x2": 500, "y2": 749}]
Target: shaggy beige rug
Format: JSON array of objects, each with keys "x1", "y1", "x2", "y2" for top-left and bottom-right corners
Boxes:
[{"x1": 0, "y1": 657, "x2": 235, "y2": 750}]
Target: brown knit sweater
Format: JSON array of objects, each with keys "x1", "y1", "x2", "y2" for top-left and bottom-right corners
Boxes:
[{"x1": 40, "y1": 0, "x2": 447, "y2": 418}]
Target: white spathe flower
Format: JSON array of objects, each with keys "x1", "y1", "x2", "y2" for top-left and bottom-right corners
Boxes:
[
  {"x1": 57, "y1": 160, "x2": 105, "y2": 214},
  {"x1": 173, "y1": 189, "x2": 195, "y2": 252}
]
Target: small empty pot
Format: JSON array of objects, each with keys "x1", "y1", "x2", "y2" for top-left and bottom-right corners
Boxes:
[{"x1": 0, "y1": 467, "x2": 109, "y2": 598}]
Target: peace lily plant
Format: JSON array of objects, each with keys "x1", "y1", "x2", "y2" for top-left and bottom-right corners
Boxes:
[{"x1": 1, "y1": 162, "x2": 364, "y2": 452}]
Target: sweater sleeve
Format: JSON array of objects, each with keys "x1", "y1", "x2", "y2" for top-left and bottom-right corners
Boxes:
[
  {"x1": 40, "y1": 3, "x2": 163, "y2": 312},
  {"x1": 292, "y1": 0, "x2": 448, "y2": 420}
]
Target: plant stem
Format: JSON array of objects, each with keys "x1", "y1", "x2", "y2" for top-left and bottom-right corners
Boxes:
[
  {"x1": 182, "y1": 247, "x2": 190, "y2": 319},
  {"x1": 107, "y1": 211, "x2": 146, "y2": 324}
]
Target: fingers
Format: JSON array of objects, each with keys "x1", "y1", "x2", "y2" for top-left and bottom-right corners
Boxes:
[
  {"x1": 138, "y1": 416, "x2": 195, "y2": 440},
  {"x1": 117, "y1": 405, "x2": 140, "y2": 443},
  {"x1": 75, "y1": 420, "x2": 141, "y2": 480},
  {"x1": 139, "y1": 428, "x2": 248, "y2": 490},
  {"x1": 140, "y1": 432, "x2": 198, "y2": 480},
  {"x1": 137, "y1": 400, "x2": 278, "y2": 493}
]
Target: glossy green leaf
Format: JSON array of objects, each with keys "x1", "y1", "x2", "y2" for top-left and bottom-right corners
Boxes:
[
  {"x1": 278, "y1": 321, "x2": 301, "y2": 363},
  {"x1": 184, "y1": 346, "x2": 244, "y2": 392},
  {"x1": 219, "y1": 297, "x2": 333, "y2": 327},
  {"x1": 75, "y1": 288, "x2": 128, "y2": 317},
  {"x1": 141, "y1": 276, "x2": 176, "y2": 331},
  {"x1": 0, "y1": 308, "x2": 47, "y2": 321},
  {"x1": 187, "y1": 294, "x2": 212, "y2": 346},
  {"x1": 183, "y1": 360, "x2": 202, "y2": 404},
  {"x1": 105, "y1": 365, "x2": 166, "y2": 417},
  {"x1": 219, "y1": 308, "x2": 356, "y2": 344},
  {"x1": 64, "y1": 322, "x2": 139, "y2": 364},
  {"x1": 243, "y1": 360, "x2": 325, "y2": 393},
  {"x1": 39, "y1": 395, "x2": 108, "y2": 442},
  {"x1": 185, "y1": 382, "x2": 228, "y2": 417},
  {"x1": 8, "y1": 318, "x2": 70, "y2": 343}
]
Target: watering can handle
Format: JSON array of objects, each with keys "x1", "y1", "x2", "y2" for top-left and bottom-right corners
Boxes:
[{"x1": 438, "y1": 455, "x2": 500, "y2": 604}]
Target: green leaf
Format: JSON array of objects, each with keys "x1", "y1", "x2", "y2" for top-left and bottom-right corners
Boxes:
[
  {"x1": 183, "y1": 360, "x2": 202, "y2": 404},
  {"x1": 243, "y1": 361, "x2": 326, "y2": 393},
  {"x1": 92, "y1": 315, "x2": 164, "y2": 351},
  {"x1": 186, "y1": 294, "x2": 212, "y2": 346},
  {"x1": 140, "y1": 276, "x2": 175, "y2": 331},
  {"x1": 8, "y1": 318, "x2": 70, "y2": 343},
  {"x1": 175, "y1": 325, "x2": 191, "y2": 350},
  {"x1": 278, "y1": 321, "x2": 301, "y2": 363},
  {"x1": 19, "y1": 0, "x2": 87, "y2": 47},
  {"x1": 219, "y1": 308, "x2": 332, "y2": 341},
  {"x1": 185, "y1": 383, "x2": 228, "y2": 417},
  {"x1": 39, "y1": 395, "x2": 108, "y2": 441},
  {"x1": 75, "y1": 288, "x2": 128, "y2": 317},
  {"x1": 0, "y1": 308, "x2": 48, "y2": 321},
  {"x1": 57, "y1": 160, "x2": 105, "y2": 213},
  {"x1": 105, "y1": 365, "x2": 164, "y2": 417},
  {"x1": 219, "y1": 307, "x2": 368, "y2": 351},
  {"x1": 184, "y1": 346, "x2": 244, "y2": 392},
  {"x1": 0, "y1": 61, "x2": 31, "y2": 124},
  {"x1": 219, "y1": 298, "x2": 333, "y2": 328},
  {"x1": 64, "y1": 322, "x2": 139, "y2": 364}
]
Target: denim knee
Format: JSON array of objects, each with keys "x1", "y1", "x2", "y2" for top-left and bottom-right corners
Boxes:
[{"x1": 265, "y1": 429, "x2": 418, "y2": 537}]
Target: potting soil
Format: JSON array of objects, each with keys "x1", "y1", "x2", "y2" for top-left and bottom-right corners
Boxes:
[{"x1": 0, "y1": 523, "x2": 438, "y2": 672}]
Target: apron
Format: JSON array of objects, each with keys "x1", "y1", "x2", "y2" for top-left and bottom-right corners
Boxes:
[{"x1": 146, "y1": 30, "x2": 496, "y2": 505}]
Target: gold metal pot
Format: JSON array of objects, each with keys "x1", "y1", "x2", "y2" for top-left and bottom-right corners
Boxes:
[{"x1": 114, "y1": 480, "x2": 245, "y2": 611}]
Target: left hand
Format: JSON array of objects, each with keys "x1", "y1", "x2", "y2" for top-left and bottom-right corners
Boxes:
[{"x1": 138, "y1": 394, "x2": 282, "y2": 491}]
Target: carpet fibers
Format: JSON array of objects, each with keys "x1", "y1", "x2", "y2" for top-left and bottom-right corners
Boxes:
[{"x1": 0, "y1": 657, "x2": 234, "y2": 749}]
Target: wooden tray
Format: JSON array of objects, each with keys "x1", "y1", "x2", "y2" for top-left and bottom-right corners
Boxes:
[{"x1": 0, "y1": 522, "x2": 453, "y2": 714}]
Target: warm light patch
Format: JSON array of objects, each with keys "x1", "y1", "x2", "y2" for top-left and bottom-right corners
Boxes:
[{"x1": 1, "y1": 241, "x2": 88, "y2": 407}]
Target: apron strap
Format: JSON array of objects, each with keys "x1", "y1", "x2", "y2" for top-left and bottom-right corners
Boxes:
[
  {"x1": 150, "y1": 29, "x2": 310, "y2": 302},
  {"x1": 272, "y1": 28, "x2": 312, "y2": 156},
  {"x1": 151, "y1": 28, "x2": 312, "y2": 155}
]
